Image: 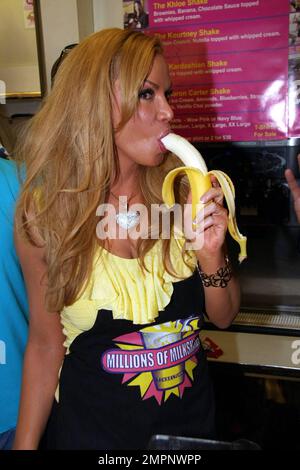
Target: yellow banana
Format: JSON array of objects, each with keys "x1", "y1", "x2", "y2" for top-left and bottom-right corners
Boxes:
[{"x1": 161, "y1": 133, "x2": 247, "y2": 262}]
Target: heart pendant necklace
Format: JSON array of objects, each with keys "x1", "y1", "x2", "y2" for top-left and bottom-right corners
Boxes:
[
  {"x1": 115, "y1": 211, "x2": 140, "y2": 229},
  {"x1": 110, "y1": 193, "x2": 140, "y2": 230}
]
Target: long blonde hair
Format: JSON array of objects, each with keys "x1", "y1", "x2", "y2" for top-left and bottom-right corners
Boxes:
[{"x1": 15, "y1": 28, "x2": 187, "y2": 312}]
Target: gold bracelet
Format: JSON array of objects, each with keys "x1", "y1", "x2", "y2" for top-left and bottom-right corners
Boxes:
[{"x1": 197, "y1": 255, "x2": 233, "y2": 288}]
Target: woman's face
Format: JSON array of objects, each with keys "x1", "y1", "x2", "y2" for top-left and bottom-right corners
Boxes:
[{"x1": 113, "y1": 54, "x2": 173, "y2": 168}]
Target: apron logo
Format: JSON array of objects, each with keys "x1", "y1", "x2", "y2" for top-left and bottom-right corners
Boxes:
[{"x1": 102, "y1": 317, "x2": 201, "y2": 404}]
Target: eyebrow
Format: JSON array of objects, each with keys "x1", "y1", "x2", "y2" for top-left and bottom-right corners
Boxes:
[
  {"x1": 145, "y1": 79, "x2": 173, "y2": 92},
  {"x1": 145, "y1": 79, "x2": 159, "y2": 89}
]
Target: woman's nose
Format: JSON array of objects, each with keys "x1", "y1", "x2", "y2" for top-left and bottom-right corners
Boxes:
[{"x1": 157, "y1": 97, "x2": 174, "y2": 122}]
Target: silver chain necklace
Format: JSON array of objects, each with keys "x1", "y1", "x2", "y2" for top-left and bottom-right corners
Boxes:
[{"x1": 110, "y1": 192, "x2": 140, "y2": 230}]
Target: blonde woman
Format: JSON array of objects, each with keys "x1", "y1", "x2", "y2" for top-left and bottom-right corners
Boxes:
[{"x1": 13, "y1": 28, "x2": 240, "y2": 450}]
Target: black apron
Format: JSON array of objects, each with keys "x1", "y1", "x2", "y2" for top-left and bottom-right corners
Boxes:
[{"x1": 44, "y1": 270, "x2": 215, "y2": 450}]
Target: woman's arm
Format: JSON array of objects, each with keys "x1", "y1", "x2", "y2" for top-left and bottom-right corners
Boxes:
[
  {"x1": 185, "y1": 181, "x2": 240, "y2": 329},
  {"x1": 13, "y1": 231, "x2": 65, "y2": 450},
  {"x1": 196, "y1": 249, "x2": 240, "y2": 329}
]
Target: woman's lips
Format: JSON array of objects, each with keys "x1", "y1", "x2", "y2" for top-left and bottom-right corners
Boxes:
[
  {"x1": 158, "y1": 140, "x2": 167, "y2": 153},
  {"x1": 158, "y1": 131, "x2": 171, "y2": 152}
]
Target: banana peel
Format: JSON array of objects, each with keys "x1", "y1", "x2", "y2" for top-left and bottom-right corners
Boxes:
[{"x1": 161, "y1": 133, "x2": 247, "y2": 263}]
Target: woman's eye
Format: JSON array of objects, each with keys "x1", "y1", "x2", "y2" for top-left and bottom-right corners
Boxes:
[{"x1": 138, "y1": 88, "x2": 154, "y2": 100}]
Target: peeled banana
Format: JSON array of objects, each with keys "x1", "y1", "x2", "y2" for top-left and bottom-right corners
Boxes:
[{"x1": 161, "y1": 133, "x2": 247, "y2": 262}]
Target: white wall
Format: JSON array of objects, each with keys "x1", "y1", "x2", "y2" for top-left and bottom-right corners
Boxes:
[
  {"x1": 2, "y1": 0, "x2": 124, "y2": 105},
  {"x1": 0, "y1": 0, "x2": 40, "y2": 94},
  {"x1": 39, "y1": 0, "x2": 80, "y2": 93},
  {"x1": 40, "y1": 0, "x2": 123, "y2": 93},
  {"x1": 92, "y1": 0, "x2": 123, "y2": 32},
  {"x1": 77, "y1": 0, "x2": 94, "y2": 40}
]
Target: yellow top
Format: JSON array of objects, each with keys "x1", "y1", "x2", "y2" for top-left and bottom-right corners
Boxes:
[{"x1": 61, "y1": 237, "x2": 196, "y2": 352}]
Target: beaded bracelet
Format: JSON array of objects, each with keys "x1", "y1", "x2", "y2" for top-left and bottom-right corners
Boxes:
[{"x1": 197, "y1": 255, "x2": 233, "y2": 288}]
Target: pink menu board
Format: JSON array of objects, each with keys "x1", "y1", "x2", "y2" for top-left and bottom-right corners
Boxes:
[
  {"x1": 288, "y1": 2, "x2": 300, "y2": 137},
  {"x1": 123, "y1": 1, "x2": 295, "y2": 142}
]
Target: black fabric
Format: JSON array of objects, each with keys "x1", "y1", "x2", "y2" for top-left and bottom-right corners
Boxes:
[{"x1": 44, "y1": 270, "x2": 215, "y2": 450}]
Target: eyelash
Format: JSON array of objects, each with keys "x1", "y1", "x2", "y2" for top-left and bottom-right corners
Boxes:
[
  {"x1": 138, "y1": 88, "x2": 173, "y2": 102},
  {"x1": 138, "y1": 88, "x2": 155, "y2": 100}
]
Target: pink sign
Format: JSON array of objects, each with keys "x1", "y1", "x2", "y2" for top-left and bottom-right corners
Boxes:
[
  {"x1": 149, "y1": 0, "x2": 287, "y2": 27},
  {"x1": 144, "y1": 0, "x2": 291, "y2": 142},
  {"x1": 288, "y1": 6, "x2": 300, "y2": 137}
]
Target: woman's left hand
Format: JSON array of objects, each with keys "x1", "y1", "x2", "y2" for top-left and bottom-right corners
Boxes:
[
  {"x1": 184, "y1": 175, "x2": 228, "y2": 257},
  {"x1": 183, "y1": 176, "x2": 240, "y2": 329}
]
